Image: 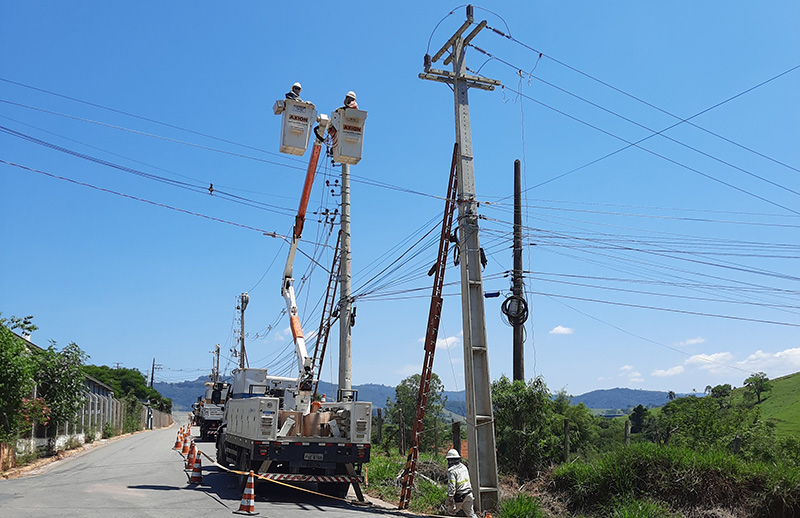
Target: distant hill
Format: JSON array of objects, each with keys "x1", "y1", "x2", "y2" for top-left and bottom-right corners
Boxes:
[
  {"x1": 158, "y1": 377, "x2": 708, "y2": 418},
  {"x1": 571, "y1": 388, "x2": 685, "y2": 410}
]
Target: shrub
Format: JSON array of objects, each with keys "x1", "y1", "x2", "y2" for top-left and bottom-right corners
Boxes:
[{"x1": 102, "y1": 421, "x2": 114, "y2": 439}]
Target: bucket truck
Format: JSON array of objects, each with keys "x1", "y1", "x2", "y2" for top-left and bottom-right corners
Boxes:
[{"x1": 216, "y1": 98, "x2": 371, "y2": 500}]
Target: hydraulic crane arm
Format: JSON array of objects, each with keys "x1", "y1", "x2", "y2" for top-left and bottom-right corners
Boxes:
[{"x1": 282, "y1": 116, "x2": 329, "y2": 392}]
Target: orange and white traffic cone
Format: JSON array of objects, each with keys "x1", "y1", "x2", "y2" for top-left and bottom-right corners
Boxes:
[
  {"x1": 185, "y1": 442, "x2": 197, "y2": 470},
  {"x1": 233, "y1": 470, "x2": 259, "y2": 515},
  {"x1": 189, "y1": 455, "x2": 202, "y2": 484},
  {"x1": 181, "y1": 435, "x2": 190, "y2": 455},
  {"x1": 173, "y1": 432, "x2": 183, "y2": 450}
]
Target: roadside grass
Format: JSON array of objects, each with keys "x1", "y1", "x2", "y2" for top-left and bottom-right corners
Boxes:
[
  {"x1": 365, "y1": 451, "x2": 447, "y2": 515},
  {"x1": 552, "y1": 442, "x2": 800, "y2": 517}
]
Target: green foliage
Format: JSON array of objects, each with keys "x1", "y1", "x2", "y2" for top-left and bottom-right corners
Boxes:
[
  {"x1": 629, "y1": 404, "x2": 647, "y2": 434},
  {"x1": 0, "y1": 312, "x2": 38, "y2": 335},
  {"x1": 498, "y1": 493, "x2": 548, "y2": 518},
  {"x1": 84, "y1": 364, "x2": 172, "y2": 413},
  {"x1": 35, "y1": 341, "x2": 87, "y2": 426},
  {"x1": 384, "y1": 373, "x2": 447, "y2": 453},
  {"x1": 744, "y1": 372, "x2": 772, "y2": 404},
  {"x1": 102, "y1": 421, "x2": 114, "y2": 439},
  {"x1": 0, "y1": 325, "x2": 36, "y2": 442},
  {"x1": 122, "y1": 393, "x2": 143, "y2": 433},
  {"x1": 552, "y1": 443, "x2": 800, "y2": 517},
  {"x1": 493, "y1": 375, "x2": 560, "y2": 477}
]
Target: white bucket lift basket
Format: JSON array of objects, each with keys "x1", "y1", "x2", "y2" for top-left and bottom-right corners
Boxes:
[
  {"x1": 273, "y1": 99, "x2": 318, "y2": 156},
  {"x1": 330, "y1": 108, "x2": 367, "y2": 165}
]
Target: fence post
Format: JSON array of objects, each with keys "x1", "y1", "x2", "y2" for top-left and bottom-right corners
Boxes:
[
  {"x1": 452, "y1": 420, "x2": 461, "y2": 455},
  {"x1": 625, "y1": 419, "x2": 631, "y2": 446},
  {"x1": 398, "y1": 408, "x2": 405, "y2": 455},
  {"x1": 376, "y1": 408, "x2": 382, "y2": 445}
]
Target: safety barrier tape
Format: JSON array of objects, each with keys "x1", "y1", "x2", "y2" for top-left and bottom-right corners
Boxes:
[{"x1": 186, "y1": 447, "x2": 357, "y2": 503}]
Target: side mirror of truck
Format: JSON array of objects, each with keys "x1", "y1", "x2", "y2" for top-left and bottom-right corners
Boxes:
[{"x1": 211, "y1": 389, "x2": 222, "y2": 405}]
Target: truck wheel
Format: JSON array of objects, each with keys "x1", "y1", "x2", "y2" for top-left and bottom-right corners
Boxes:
[
  {"x1": 234, "y1": 449, "x2": 251, "y2": 492},
  {"x1": 319, "y1": 482, "x2": 349, "y2": 500}
]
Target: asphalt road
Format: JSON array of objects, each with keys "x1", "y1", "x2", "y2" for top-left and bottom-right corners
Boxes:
[{"x1": 0, "y1": 422, "x2": 404, "y2": 518}]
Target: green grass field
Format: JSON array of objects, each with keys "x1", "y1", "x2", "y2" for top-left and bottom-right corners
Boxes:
[{"x1": 754, "y1": 371, "x2": 800, "y2": 437}]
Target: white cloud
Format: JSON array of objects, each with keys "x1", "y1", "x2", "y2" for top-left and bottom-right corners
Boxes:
[
  {"x1": 628, "y1": 371, "x2": 642, "y2": 378},
  {"x1": 273, "y1": 327, "x2": 292, "y2": 341},
  {"x1": 652, "y1": 365, "x2": 685, "y2": 377},
  {"x1": 685, "y1": 352, "x2": 735, "y2": 374},
  {"x1": 619, "y1": 365, "x2": 634, "y2": 372},
  {"x1": 436, "y1": 335, "x2": 460, "y2": 350},
  {"x1": 629, "y1": 377, "x2": 644, "y2": 383},
  {"x1": 549, "y1": 325, "x2": 574, "y2": 335},
  {"x1": 677, "y1": 337, "x2": 705, "y2": 347},
  {"x1": 737, "y1": 347, "x2": 800, "y2": 373}
]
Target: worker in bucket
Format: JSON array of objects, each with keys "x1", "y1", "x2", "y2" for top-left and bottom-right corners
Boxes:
[
  {"x1": 445, "y1": 449, "x2": 476, "y2": 517},
  {"x1": 342, "y1": 90, "x2": 358, "y2": 109},
  {"x1": 285, "y1": 82, "x2": 302, "y2": 101},
  {"x1": 329, "y1": 91, "x2": 358, "y2": 143}
]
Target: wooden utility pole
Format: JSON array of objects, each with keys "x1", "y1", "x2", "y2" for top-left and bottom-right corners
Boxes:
[
  {"x1": 238, "y1": 292, "x2": 249, "y2": 369},
  {"x1": 512, "y1": 159, "x2": 525, "y2": 380},
  {"x1": 452, "y1": 420, "x2": 461, "y2": 454}
]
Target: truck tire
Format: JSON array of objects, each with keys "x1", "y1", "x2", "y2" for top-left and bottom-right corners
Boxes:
[
  {"x1": 233, "y1": 448, "x2": 251, "y2": 492},
  {"x1": 318, "y1": 482, "x2": 349, "y2": 500}
]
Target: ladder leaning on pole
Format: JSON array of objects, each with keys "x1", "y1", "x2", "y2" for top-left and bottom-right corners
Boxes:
[
  {"x1": 312, "y1": 230, "x2": 342, "y2": 399},
  {"x1": 398, "y1": 143, "x2": 459, "y2": 509}
]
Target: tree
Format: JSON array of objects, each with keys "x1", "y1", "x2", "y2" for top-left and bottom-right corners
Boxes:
[
  {"x1": 0, "y1": 325, "x2": 36, "y2": 442},
  {"x1": 384, "y1": 373, "x2": 447, "y2": 453},
  {"x1": 492, "y1": 375, "x2": 559, "y2": 477},
  {"x1": 629, "y1": 404, "x2": 648, "y2": 434},
  {"x1": 709, "y1": 384, "x2": 732, "y2": 409},
  {"x1": 35, "y1": 341, "x2": 87, "y2": 430},
  {"x1": 667, "y1": 390, "x2": 676, "y2": 401},
  {"x1": 744, "y1": 372, "x2": 771, "y2": 404},
  {"x1": 0, "y1": 312, "x2": 39, "y2": 336}
]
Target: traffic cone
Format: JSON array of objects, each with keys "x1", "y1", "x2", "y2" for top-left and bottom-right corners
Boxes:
[
  {"x1": 233, "y1": 470, "x2": 259, "y2": 515},
  {"x1": 189, "y1": 455, "x2": 202, "y2": 484},
  {"x1": 173, "y1": 432, "x2": 183, "y2": 450},
  {"x1": 186, "y1": 442, "x2": 197, "y2": 470},
  {"x1": 181, "y1": 435, "x2": 190, "y2": 455}
]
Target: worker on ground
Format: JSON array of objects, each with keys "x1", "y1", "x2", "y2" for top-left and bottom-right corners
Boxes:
[
  {"x1": 285, "y1": 82, "x2": 303, "y2": 101},
  {"x1": 445, "y1": 449, "x2": 476, "y2": 517}
]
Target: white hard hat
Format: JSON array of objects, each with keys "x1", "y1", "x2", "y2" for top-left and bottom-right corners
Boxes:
[
  {"x1": 292, "y1": 82, "x2": 302, "y2": 90},
  {"x1": 445, "y1": 449, "x2": 460, "y2": 460},
  {"x1": 345, "y1": 90, "x2": 357, "y2": 100}
]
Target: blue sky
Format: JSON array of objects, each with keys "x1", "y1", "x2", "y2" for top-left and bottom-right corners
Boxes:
[{"x1": 2, "y1": 2, "x2": 798, "y2": 397}]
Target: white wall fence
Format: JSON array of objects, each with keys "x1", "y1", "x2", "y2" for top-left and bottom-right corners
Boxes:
[{"x1": 16, "y1": 392, "x2": 173, "y2": 455}]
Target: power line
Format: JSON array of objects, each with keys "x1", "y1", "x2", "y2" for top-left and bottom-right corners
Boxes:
[
  {"x1": 483, "y1": 28, "x2": 800, "y2": 176},
  {"x1": 498, "y1": 85, "x2": 800, "y2": 216},
  {"x1": 1, "y1": 158, "x2": 285, "y2": 237},
  {"x1": 471, "y1": 47, "x2": 800, "y2": 198}
]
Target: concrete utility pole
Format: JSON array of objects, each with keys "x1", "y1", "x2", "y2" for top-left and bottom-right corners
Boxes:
[
  {"x1": 419, "y1": 4, "x2": 501, "y2": 511},
  {"x1": 239, "y1": 292, "x2": 249, "y2": 369},
  {"x1": 512, "y1": 159, "x2": 524, "y2": 380},
  {"x1": 338, "y1": 163, "x2": 353, "y2": 398}
]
